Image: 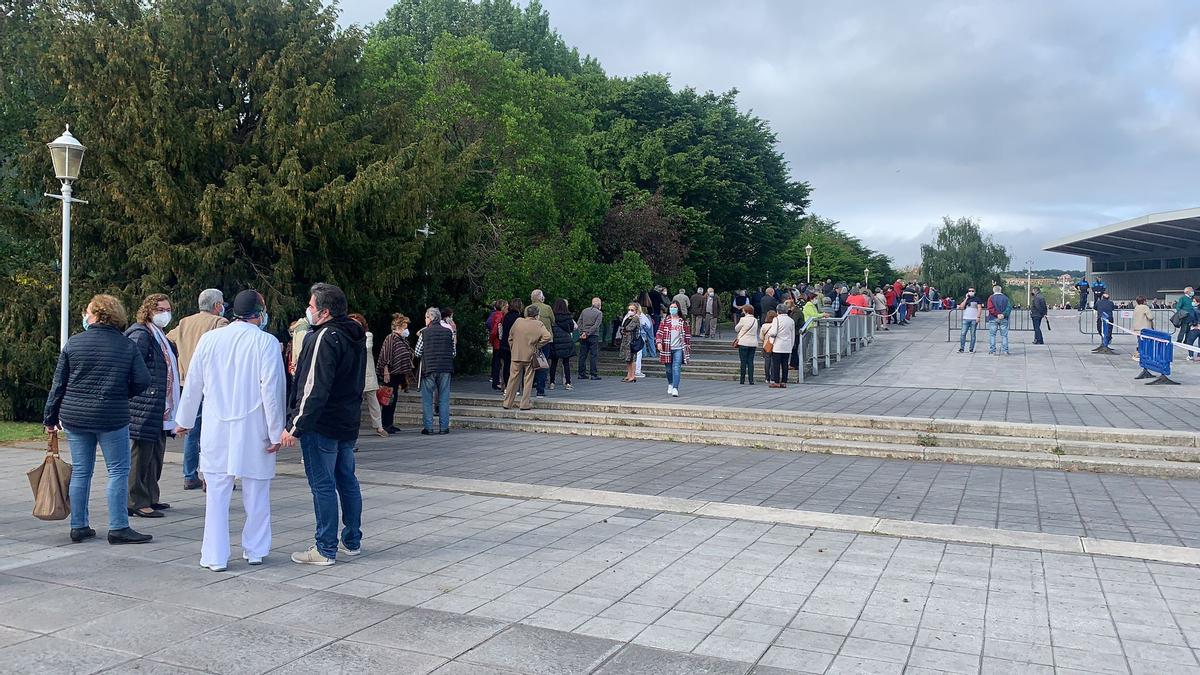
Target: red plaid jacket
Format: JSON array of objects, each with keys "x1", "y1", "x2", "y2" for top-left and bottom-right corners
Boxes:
[{"x1": 654, "y1": 317, "x2": 691, "y2": 365}]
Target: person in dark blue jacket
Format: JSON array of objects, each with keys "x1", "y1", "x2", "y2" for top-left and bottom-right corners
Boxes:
[
  {"x1": 1075, "y1": 278, "x2": 1090, "y2": 311},
  {"x1": 43, "y1": 294, "x2": 153, "y2": 545},
  {"x1": 125, "y1": 293, "x2": 181, "y2": 519}
]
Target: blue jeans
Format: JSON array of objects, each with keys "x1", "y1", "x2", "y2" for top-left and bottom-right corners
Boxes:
[
  {"x1": 988, "y1": 318, "x2": 1009, "y2": 353},
  {"x1": 299, "y1": 432, "x2": 362, "y2": 559},
  {"x1": 898, "y1": 303, "x2": 908, "y2": 322},
  {"x1": 421, "y1": 372, "x2": 451, "y2": 432},
  {"x1": 665, "y1": 349, "x2": 683, "y2": 389},
  {"x1": 182, "y1": 400, "x2": 202, "y2": 482},
  {"x1": 959, "y1": 319, "x2": 977, "y2": 351},
  {"x1": 64, "y1": 425, "x2": 131, "y2": 531}
]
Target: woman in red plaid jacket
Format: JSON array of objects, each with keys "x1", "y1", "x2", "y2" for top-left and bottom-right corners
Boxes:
[{"x1": 654, "y1": 302, "x2": 691, "y2": 398}]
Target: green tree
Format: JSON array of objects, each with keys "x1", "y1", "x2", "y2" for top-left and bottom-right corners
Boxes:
[
  {"x1": 920, "y1": 217, "x2": 1011, "y2": 298},
  {"x1": 782, "y1": 216, "x2": 895, "y2": 288}
]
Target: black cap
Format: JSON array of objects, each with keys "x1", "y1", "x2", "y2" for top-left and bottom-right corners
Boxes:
[{"x1": 231, "y1": 290, "x2": 263, "y2": 319}]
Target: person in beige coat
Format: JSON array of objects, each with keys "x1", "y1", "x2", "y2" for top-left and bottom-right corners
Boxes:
[
  {"x1": 350, "y1": 314, "x2": 386, "y2": 437},
  {"x1": 503, "y1": 306, "x2": 552, "y2": 410}
]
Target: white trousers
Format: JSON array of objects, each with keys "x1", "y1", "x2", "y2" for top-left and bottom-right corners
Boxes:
[
  {"x1": 635, "y1": 351, "x2": 643, "y2": 376},
  {"x1": 362, "y1": 391, "x2": 382, "y2": 430},
  {"x1": 200, "y1": 472, "x2": 271, "y2": 567}
]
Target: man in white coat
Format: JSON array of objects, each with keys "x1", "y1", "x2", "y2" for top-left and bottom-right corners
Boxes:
[{"x1": 176, "y1": 290, "x2": 285, "y2": 571}]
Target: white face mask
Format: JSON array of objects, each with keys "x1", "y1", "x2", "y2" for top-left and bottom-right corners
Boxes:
[
  {"x1": 152, "y1": 311, "x2": 172, "y2": 328},
  {"x1": 401, "y1": 328, "x2": 410, "y2": 338},
  {"x1": 305, "y1": 307, "x2": 318, "y2": 325}
]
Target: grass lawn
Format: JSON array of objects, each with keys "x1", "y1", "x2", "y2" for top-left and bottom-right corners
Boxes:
[{"x1": 0, "y1": 421, "x2": 45, "y2": 444}]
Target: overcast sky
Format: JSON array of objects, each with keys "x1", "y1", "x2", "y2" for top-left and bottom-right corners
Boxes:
[{"x1": 338, "y1": 1, "x2": 1200, "y2": 269}]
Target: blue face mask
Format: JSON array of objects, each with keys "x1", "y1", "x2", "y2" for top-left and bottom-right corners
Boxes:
[
  {"x1": 81, "y1": 314, "x2": 91, "y2": 331},
  {"x1": 669, "y1": 307, "x2": 678, "y2": 316}
]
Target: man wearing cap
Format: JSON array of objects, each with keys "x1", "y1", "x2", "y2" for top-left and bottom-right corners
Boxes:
[
  {"x1": 176, "y1": 290, "x2": 285, "y2": 571},
  {"x1": 167, "y1": 288, "x2": 228, "y2": 491}
]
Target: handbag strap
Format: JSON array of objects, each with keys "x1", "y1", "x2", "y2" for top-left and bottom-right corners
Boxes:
[{"x1": 47, "y1": 431, "x2": 59, "y2": 456}]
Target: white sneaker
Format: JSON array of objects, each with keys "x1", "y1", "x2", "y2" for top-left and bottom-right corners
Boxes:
[
  {"x1": 671, "y1": 388, "x2": 679, "y2": 397},
  {"x1": 667, "y1": 385, "x2": 673, "y2": 395},
  {"x1": 338, "y1": 542, "x2": 362, "y2": 557},
  {"x1": 200, "y1": 561, "x2": 227, "y2": 572},
  {"x1": 636, "y1": 372, "x2": 646, "y2": 378},
  {"x1": 242, "y1": 551, "x2": 264, "y2": 566}
]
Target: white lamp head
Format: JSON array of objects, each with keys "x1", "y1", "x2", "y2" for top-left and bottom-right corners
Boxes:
[{"x1": 47, "y1": 125, "x2": 86, "y2": 182}]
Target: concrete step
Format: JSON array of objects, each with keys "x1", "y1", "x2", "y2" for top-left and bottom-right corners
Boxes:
[
  {"x1": 392, "y1": 402, "x2": 1197, "y2": 462},
  {"x1": 388, "y1": 410, "x2": 1200, "y2": 479}
]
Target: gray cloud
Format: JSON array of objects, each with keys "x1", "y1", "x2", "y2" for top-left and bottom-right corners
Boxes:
[{"x1": 338, "y1": 0, "x2": 1200, "y2": 268}]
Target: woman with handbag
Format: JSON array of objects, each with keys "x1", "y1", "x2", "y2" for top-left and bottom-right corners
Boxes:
[
  {"x1": 759, "y1": 310, "x2": 777, "y2": 385},
  {"x1": 733, "y1": 304, "x2": 759, "y2": 385},
  {"x1": 42, "y1": 294, "x2": 153, "y2": 545},
  {"x1": 350, "y1": 314, "x2": 387, "y2": 438},
  {"x1": 655, "y1": 302, "x2": 691, "y2": 397},
  {"x1": 549, "y1": 299, "x2": 577, "y2": 390},
  {"x1": 377, "y1": 313, "x2": 414, "y2": 435},
  {"x1": 620, "y1": 303, "x2": 642, "y2": 382}
]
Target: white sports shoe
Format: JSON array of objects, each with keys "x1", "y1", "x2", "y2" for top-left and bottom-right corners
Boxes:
[
  {"x1": 200, "y1": 561, "x2": 227, "y2": 572},
  {"x1": 338, "y1": 542, "x2": 362, "y2": 557},
  {"x1": 671, "y1": 388, "x2": 679, "y2": 397},
  {"x1": 242, "y1": 551, "x2": 264, "y2": 566}
]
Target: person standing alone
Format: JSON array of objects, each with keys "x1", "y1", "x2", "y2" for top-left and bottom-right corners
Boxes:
[
  {"x1": 176, "y1": 290, "x2": 285, "y2": 571},
  {"x1": 576, "y1": 298, "x2": 603, "y2": 381},
  {"x1": 167, "y1": 288, "x2": 228, "y2": 491},
  {"x1": 957, "y1": 288, "x2": 981, "y2": 353},
  {"x1": 281, "y1": 283, "x2": 365, "y2": 566},
  {"x1": 655, "y1": 302, "x2": 691, "y2": 397},
  {"x1": 1030, "y1": 287, "x2": 1048, "y2": 344},
  {"x1": 986, "y1": 285, "x2": 1011, "y2": 355}
]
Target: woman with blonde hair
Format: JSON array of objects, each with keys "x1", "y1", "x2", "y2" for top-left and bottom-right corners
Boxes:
[
  {"x1": 759, "y1": 310, "x2": 777, "y2": 385},
  {"x1": 377, "y1": 313, "x2": 414, "y2": 434},
  {"x1": 620, "y1": 302, "x2": 642, "y2": 382},
  {"x1": 43, "y1": 294, "x2": 153, "y2": 544}
]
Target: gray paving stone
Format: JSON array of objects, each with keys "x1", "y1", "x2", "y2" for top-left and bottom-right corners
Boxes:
[
  {"x1": 152, "y1": 619, "x2": 332, "y2": 674},
  {"x1": 633, "y1": 624, "x2": 708, "y2": 652},
  {"x1": 0, "y1": 585, "x2": 143, "y2": 633},
  {"x1": 0, "y1": 635, "x2": 132, "y2": 674},
  {"x1": 348, "y1": 607, "x2": 507, "y2": 658},
  {"x1": 595, "y1": 644, "x2": 750, "y2": 674},
  {"x1": 272, "y1": 640, "x2": 446, "y2": 674},
  {"x1": 55, "y1": 602, "x2": 230, "y2": 656},
  {"x1": 252, "y1": 590, "x2": 404, "y2": 638},
  {"x1": 459, "y1": 624, "x2": 620, "y2": 675}
]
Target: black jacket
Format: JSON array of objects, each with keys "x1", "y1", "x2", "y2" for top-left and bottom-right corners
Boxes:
[
  {"x1": 552, "y1": 313, "x2": 577, "y2": 358},
  {"x1": 760, "y1": 294, "x2": 779, "y2": 317},
  {"x1": 1031, "y1": 295, "x2": 1048, "y2": 319},
  {"x1": 44, "y1": 324, "x2": 150, "y2": 432},
  {"x1": 125, "y1": 322, "x2": 176, "y2": 441},
  {"x1": 287, "y1": 315, "x2": 367, "y2": 441},
  {"x1": 416, "y1": 322, "x2": 455, "y2": 376},
  {"x1": 499, "y1": 310, "x2": 520, "y2": 353}
]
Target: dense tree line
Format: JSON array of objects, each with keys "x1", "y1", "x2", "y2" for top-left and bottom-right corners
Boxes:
[{"x1": 0, "y1": 0, "x2": 890, "y2": 420}]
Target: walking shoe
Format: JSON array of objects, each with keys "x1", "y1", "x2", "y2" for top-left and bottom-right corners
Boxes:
[
  {"x1": 671, "y1": 388, "x2": 679, "y2": 397},
  {"x1": 129, "y1": 508, "x2": 164, "y2": 518},
  {"x1": 565, "y1": 383, "x2": 573, "y2": 391},
  {"x1": 549, "y1": 383, "x2": 556, "y2": 390},
  {"x1": 376, "y1": 427, "x2": 388, "y2": 437},
  {"x1": 151, "y1": 502, "x2": 170, "y2": 510},
  {"x1": 200, "y1": 561, "x2": 227, "y2": 572},
  {"x1": 439, "y1": 429, "x2": 449, "y2": 435},
  {"x1": 184, "y1": 478, "x2": 204, "y2": 490},
  {"x1": 636, "y1": 373, "x2": 646, "y2": 379},
  {"x1": 591, "y1": 376, "x2": 601, "y2": 381},
  {"x1": 107, "y1": 528, "x2": 152, "y2": 545},
  {"x1": 667, "y1": 384, "x2": 673, "y2": 395},
  {"x1": 338, "y1": 542, "x2": 362, "y2": 557},
  {"x1": 386, "y1": 426, "x2": 401, "y2": 434},
  {"x1": 70, "y1": 527, "x2": 96, "y2": 543},
  {"x1": 242, "y1": 551, "x2": 264, "y2": 566},
  {"x1": 957, "y1": 349, "x2": 964, "y2": 353},
  {"x1": 291, "y1": 546, "x2": 334, "y2": 566},
  {"x1": 769, "y1": 383, "x2": 781, "y2": 388},
  {"x1": 420, "y1": 429, "x2": 432, "y2": 435},
  {"x1": 536, "y1": 393, "x2": 545, "y2": 398}
]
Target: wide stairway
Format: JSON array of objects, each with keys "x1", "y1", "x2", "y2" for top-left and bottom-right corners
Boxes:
[{"x1": 391, "y1": 394, "x2": 1200, "y2": 479}]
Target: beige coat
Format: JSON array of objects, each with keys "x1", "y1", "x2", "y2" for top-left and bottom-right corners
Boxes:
[
  {"x1": 167, "y1": 312, "x2": 229, "y2": 381},
  {"x1": 734, "y1": 315, "x2": 759, "y2": 347},
  {"x1": 508, "y1": 317, "x2": 552, "y2": 362},
  {"x1": 1132, "y1": 304, "x2": 1154, "y2": 332}
]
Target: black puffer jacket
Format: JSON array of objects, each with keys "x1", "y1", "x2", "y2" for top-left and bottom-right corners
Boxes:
[
  {"x1": 43, "y1": 324, "x2": 150, "y2": 432},
  {"x1": 552, "y1": 313, "x2": 576, "y2": 358},
  {"x1": 125, "y1": 322, "x2": 178, "y2": 441},
  {"x1": 287, "y1": 315, "x2": 367, "y2": 441}
]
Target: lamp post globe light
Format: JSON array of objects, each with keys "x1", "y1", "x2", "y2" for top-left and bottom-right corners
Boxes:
[
  {"x1": 45, "y1": 125, "x2": 88, "y2": 350},
  {"x1": 805, "y1": 243, "x2": 813, "y2": 284},
  {"x1": 864, "y1": 267, "x2": 869, "y2": 286}
]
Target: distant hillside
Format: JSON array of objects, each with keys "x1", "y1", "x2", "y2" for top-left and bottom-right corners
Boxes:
[{"x1": 1004, "y1": 269, "x2": 1085, "y2": 277}]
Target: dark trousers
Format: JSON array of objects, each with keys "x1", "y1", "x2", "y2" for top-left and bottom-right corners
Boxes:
[
  {"x1": 492, "y1": 350, "x2": 510, "y2": 388},
  {"x1": 128, "y1": 432, "x2": 166, "y2": 510},
  {"x1": 533, "y1": 345, "x2": 552, "y2": 394},
  {"x1": 578, "y1": 337, "x2": 599, "y2": 377},
  {"x1": 763, "y1": 349, "x2": 773, "y2": 383},
  {"x1": 1032, "y1": 316, "x2": 1044, "y2": 343},
  {"x1": 380, "y1": 382, "x2": 402, "y2": 429},
  {"x1": 1178, "y1": 321, "x2": 1191, "y2": 344},
  {"x1": 772, "y1": 352, "x2": 791, "y2": 384},
  {"x1": 738, "y1": 346, "x2": 755, "y2": 384},
  {"x1": 549, "y1": 356, "x2": 573, "y2": 385}
]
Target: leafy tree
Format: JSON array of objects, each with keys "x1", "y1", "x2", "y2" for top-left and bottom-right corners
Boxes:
[
  {"x1": 920, "y1": 216, "x2": 1011, "y2": 298},
  {"x1": 599, "y1": 192, "x2": 687, "y2": 280},
  {"x1": 782, "y1": 216, "x2": 895, "y2": 288}
]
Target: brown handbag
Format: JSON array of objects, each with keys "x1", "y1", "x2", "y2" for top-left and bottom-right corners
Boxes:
[{"x1": 28, "y1": 431, "x2": 72, "y2": 521}]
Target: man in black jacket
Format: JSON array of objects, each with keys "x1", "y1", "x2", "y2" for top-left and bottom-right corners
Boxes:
[
  {"x1": 281, "y1": 283, "x2": 365, "y2": 566},
  {"x1": 1030, "y1": 287, "x2": 1049, "y2": 344}
]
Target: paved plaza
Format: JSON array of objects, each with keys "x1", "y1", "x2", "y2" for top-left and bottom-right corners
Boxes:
[{"x1": 3, "y1": 444, "x2": 1200, "y2": 675}]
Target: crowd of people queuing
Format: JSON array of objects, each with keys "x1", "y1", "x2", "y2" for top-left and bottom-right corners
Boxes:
[{"x1": 38, "y1": 276, "x2": 933, "y2": 564}]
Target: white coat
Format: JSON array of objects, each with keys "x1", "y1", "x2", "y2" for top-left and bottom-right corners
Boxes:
[
  {"x1": 363, "y1": 331, "x2": 379, "y2": 392},
  {"x1": 176, "y1": 321, "x2": 286, "y2": 480},
  {"x1": 768, "y1": 312, "x2": 796, "y2": 353}
]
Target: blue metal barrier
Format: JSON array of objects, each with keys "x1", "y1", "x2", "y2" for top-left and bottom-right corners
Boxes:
[{"x1": 1135, "y1": 328, "x2": 1179, "y2": 385}]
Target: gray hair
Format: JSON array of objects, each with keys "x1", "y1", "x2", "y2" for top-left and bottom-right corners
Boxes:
[
  {"x1": 531, "y1": 289, "x2": 544, "y2": 303},
  {"x1": 992, "y1": 285, "x2": 1002, "y2": 294},
  {"x1": 310, "y1": 282, "x2": 347, "y2": 317},
  {"x1": 425, "y1": 307, "x2": 442, "y2": 323},
  {"x1": 198, "y1": 288, "x2": 223, "y2": 312},
  {"x1": 525, "y1": 305, "x2": 540, "y2": 318}
]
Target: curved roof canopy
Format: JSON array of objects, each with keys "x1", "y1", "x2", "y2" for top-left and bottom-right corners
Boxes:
[{"x1": 1043, "y1": 207, "x2": 1200, "y2": 258}]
